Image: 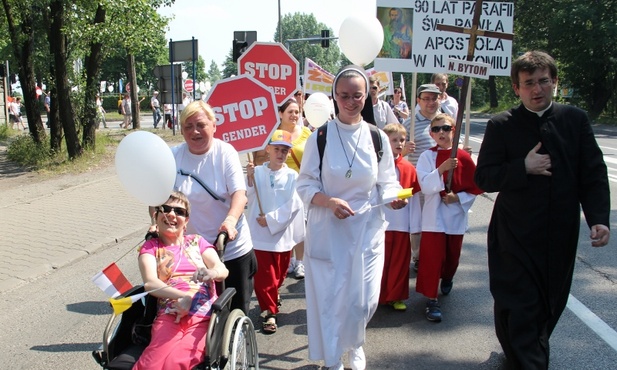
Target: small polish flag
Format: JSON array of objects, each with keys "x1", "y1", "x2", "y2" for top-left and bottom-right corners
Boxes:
[{"x1": 91, "y1": 262, "x2": 133, "y2": 298}]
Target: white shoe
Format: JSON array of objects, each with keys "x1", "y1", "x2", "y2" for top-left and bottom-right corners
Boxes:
[
  {"x1": 287, "y1": 258, "x2": 296, "y2": 274},
  {"x1": 347, "y1": 346, "x2": 366, "y2": 370},
  {"x1": 293, "y1": 261, "x2": 305, "y2": 279}
]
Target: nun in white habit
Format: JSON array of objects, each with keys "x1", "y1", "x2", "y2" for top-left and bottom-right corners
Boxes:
[{"x1": 297, "y1": 65, "x2": 407, "y2": 370}]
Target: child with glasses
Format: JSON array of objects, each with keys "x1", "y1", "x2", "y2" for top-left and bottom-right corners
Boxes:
[
  {"x1": 415, "y1": 114, "x2": 483, "y2": 323},
  {"x1": 135, "y1": 191, "x2": 229, "y2": 370},
  {"x1": 246, "y1": 130, "x2": 305, "y2": 334}
]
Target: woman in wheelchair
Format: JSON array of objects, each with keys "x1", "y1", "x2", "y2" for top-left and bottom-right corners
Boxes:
[{"x1": 134, "y1": 191, "x2": 229, "y2": 370}]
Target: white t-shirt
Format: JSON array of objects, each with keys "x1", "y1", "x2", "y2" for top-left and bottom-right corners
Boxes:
[
  {"x1": 372, "y1": 99, "x2": 398, "y2": 129},
  {"x1": 172, "y1": 140, "x2": 252, "y2": 261}
]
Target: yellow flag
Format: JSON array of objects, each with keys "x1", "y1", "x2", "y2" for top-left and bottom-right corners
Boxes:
[
  {"x1": 382, "y1": 187, "x2": 413, "y2": 203},
  {"x1": 109, "y1": 291, "x2": 149, "y2": 315}
]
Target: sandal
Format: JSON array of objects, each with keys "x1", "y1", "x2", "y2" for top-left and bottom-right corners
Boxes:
[{"x1": 262, "y1": 314, "x2": 277, "y2": 334}]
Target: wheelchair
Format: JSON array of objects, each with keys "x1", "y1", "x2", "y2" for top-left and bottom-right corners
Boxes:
[{"x1": 92, "y1": 233, "x2": 259, "y2": 370}]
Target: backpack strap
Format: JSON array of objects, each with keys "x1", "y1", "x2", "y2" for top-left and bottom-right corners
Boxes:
[
  {"x1": 368, "y1": 124, "x2": 383, "y2": 163},
  {"x1": 317, "y1": 124, "x2": 328, "y2": 173},
  {"x1": 317, "y1": 122, "x2": 383, "y2": 174}
]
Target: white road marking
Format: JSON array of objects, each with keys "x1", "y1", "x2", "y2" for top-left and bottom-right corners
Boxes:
[{"x1": 567, "y1": 294, "x2": 617, "y2": 352}]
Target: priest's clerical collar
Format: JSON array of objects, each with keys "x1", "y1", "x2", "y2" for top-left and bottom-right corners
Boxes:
[{"x1": 524, "y1": 102, "x2": 553, "y2": 117}]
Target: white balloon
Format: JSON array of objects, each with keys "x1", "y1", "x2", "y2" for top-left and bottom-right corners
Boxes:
[
  {"x1": 115, "y1": 131, "x2": 177, "y2": 206},
  {"x1": 303, "y1": 93, "x2": 331, "y2": 128},
  {"x1": 339, "y1": 15, "x2": 384, "y2": 66}
]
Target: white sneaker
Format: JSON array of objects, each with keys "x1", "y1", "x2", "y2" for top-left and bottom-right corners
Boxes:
[
  {"x1": 293, "y1": 261, "x2": 305, "y2": 279},
  {"x1": 347, "y1": 346, "x2": 366, "y2": 370},
  {"x1": 287, "y1": 258, "x2": 296, "y2": 274}
]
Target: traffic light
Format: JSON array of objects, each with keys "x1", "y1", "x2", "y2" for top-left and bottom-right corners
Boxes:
[
  {"x1": 232, "y1": 40, "x2": 248, "y2": 62},
  {"x1": 321, "y1": 30, "x2": 330, "y2": 48},
  {"x1": 232, "y1": 31, "x2": 257, "y2": 62},
  {"x1": 0, "y1": 64, "x2": 5, "y2": 78}
]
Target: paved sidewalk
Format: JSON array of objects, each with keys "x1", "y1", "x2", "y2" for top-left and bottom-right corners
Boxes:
[{"x1": 0, "y1": 165, "x2": 148, "y2": 293}]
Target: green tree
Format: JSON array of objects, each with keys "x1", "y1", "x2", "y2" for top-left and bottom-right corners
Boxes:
[
  {"x1": 276, "y1": 12, "x2": 340, "y2": 75},
  {"x1": 514, "y1": 0, "x2": 617, "y2": 119},
  {"x1": 184, "y1": 55, "x2": 208, "y2": 84},
  {"x1": 207, "y1": 60, "x2": 222, "y2": 82}
]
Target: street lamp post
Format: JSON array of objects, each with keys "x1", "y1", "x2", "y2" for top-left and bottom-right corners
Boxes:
[{"x1": 278, "y1": 0, "x2": 282, "y2": 43}]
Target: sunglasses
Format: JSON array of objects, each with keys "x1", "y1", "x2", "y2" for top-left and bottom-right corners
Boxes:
[
  {"x1": 158, "y1": 205, "x2": 188, "y2": 217},
  {"x1": 371, "y1": 86, "x2": 379, "y2": 90},
  {"x1": 430, "y1": 125, "x2": 453, "y2": 133}
]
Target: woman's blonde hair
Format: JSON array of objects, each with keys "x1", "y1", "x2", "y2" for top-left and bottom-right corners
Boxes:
[{"x1": 180, "y1": 100, "x2": 216, "y2": 126}]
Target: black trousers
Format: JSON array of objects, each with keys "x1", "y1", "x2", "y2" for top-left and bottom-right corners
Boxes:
[
  {"x1": 223, "y1": 249, "x2": 258, "y2": 315},
  {"x1": 490, "y1": 250, "x2": 562, "y2": 370}
]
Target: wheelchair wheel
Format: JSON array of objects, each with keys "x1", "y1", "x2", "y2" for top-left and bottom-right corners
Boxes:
[{"x1": 222, "y1": 310, "x2": 259, "y2": 370}]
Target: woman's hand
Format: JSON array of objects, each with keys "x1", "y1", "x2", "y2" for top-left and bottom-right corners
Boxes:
[
  {"x1": 220, "y1": 216, "x2": 238, "y2": 240},
  {"x1": 389, "y1": 199, "x2": 408, "y2": 210},
  {"x1": 328, "y1": 197, "x2": 354, "y2": 220},
  {"x1": 192, "y1": 267, "x2": 218, "y2": 283},
  {"x1": 169, "y1": 295, "x2": 192, "y2": 323}
]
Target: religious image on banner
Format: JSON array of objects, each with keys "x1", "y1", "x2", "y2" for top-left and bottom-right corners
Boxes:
[{"x1": 377, "y1": 5, "x2": 413, "y2": 60}]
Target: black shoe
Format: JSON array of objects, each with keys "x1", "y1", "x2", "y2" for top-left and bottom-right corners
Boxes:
[
  {"x1": 413, "y1": 260, "x2": 419, "y2": 272},
  {"x1": 441, "y1": 280, "x2": 453, "y2": 295},
  {"x1": 425, "y1": 300, "x2": 442, "y2": 322}
]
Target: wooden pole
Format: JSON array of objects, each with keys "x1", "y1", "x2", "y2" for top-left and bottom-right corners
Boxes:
[{"x1": 246, "y1": 153, "x2": 264, "y2": 216}]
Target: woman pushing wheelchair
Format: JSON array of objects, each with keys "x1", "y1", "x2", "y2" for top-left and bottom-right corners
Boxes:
[{"x1": 134, "y1": 191, "x2": 228, "y2": 370}]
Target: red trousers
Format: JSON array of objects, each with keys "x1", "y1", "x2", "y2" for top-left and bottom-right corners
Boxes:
[
  {"x1": 379, "y1": 231, "x2": 411, "y2": 304},
  {"x1": 415, "y1": 232, "x2": 463, "y2": 299},
  {"x1": 254, "y1": 249, "x2": 292, "y2": 314}
]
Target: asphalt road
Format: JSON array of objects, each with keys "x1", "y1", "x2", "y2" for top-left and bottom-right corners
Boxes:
[{"x1": 1, "y1": 115, "x2": 616, "y2": 369}]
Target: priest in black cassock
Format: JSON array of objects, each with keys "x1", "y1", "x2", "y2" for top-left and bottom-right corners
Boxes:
[{"x1": 474, "y1": 51, "x2": 610, "y2": 369}]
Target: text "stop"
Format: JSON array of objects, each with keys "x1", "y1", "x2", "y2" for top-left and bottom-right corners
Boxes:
[
  {"x1": 213, "y1": 97, "x2": 269, "y2": 125},
  {"x1": 244, "y1": 62, "x2": 293, "y2": 81}
]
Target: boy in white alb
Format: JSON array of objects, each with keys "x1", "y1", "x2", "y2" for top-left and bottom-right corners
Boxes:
[{"x1": 246, "y1": 130, "x2": 305, "y2": 334}]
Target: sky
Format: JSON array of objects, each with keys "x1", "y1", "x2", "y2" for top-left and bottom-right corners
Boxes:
[{"x1": 157, "y1": 0, "x2": 376, "y2": 69}]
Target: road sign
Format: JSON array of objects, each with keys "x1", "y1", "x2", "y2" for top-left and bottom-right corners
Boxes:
[
  {"x1": 237, "y1": 42, "x2": 299, "y2": 105},
  {"x1": 205, "y1": 75, "x2": 280, "y2": 154},
  {"x1": 184, "y1": 79, "x2": 194, "y2": 92},
  {"x1": 455, "y1": 77, "x2": 464, "y2": 88}
]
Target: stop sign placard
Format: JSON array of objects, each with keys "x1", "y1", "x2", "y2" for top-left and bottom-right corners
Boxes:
[
  {"x1": 206, "y1": 75, "x2": 280, "y2": 154},
  {"x1": 238, "y1": 42, "x2": 299, "y2": 105},
  {"x1": 184, "y1": 79, "x2": 194, "y2": 92}
]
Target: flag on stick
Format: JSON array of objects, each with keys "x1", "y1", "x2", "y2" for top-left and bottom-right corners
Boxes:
[
  {"x1": 108, "y1": 284, "x2": 171, "y2": 315},
  {"x1": 355, "y1": 188, "x2": 414, "y2": 213},
  {"x1": 109, "y1": 291, "x2": 148, "y2": 315},
  {"x1": 91, "y1": 262, "x2": 133, "y2": 298}
]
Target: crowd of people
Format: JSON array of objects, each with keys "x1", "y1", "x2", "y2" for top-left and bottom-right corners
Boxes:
[{"x1": 133, "y1": 51, "x2": 609, "y2": 370}]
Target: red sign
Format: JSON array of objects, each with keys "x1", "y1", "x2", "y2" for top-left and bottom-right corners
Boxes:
[
  {"x1": 238, "y1": 42, "x2": 299, "y2": 105},
  {"x1": 205, "y1": 75, "x2": 280, "y2": 154},
  {"x1": 184, "y1": 79, "x2": 194, "y2": 92}
]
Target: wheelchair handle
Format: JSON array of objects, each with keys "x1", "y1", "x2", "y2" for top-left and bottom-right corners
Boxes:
[{"x1": 215, "y1": 232, "x2": 229, "y2": 260}]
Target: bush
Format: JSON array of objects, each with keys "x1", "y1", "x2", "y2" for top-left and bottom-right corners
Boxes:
[{"x1": 7, "y1": 135, "x2": 52, "y2": 168}]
